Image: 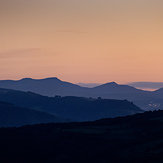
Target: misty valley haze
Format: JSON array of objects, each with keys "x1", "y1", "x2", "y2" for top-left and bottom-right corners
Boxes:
[{"x1": 128, "y1": 82, "x2": 163, "y2": 91}]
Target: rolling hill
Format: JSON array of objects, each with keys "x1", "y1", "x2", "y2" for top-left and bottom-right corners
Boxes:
[
  {"x1": 0, "y1": 101, "x2": 68, "y2": 127},
  {"x1": 0, "y1": 88, "x2": 143, "y2": 121},
  {"x1": 0, "y1": 110, "x2": 163, "y2": 162},
  {"x1": 0, "y1": 77, "x2": 163, "y2": 110},
  {"x1": 0, "y1": 77, "x2": 90, "y2": 97}
]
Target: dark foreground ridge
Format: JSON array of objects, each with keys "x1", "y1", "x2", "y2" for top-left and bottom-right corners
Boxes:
[{"x1": 0, "y1": 110, "x2": 163, "y2": 163}]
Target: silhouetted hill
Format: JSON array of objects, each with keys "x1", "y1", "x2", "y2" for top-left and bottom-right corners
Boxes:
[
  {"x1": 0, "y1": 88, "x2": 143, "y2": 121},
  {"x1": 0, "y1": 101, "x2": 68, "y2": 127},
  {"x1": 0, "y1": 78, "x2": 142, "y2": 97},
  {"x1": 0, "y1": 78, "x2": 144, "y2": 98},
  {"x1": 0, "y1": 110, "x2": 163, "y2": 162},
  {"x1": 93, "y1": 82, "x2": 136, "y2": 92},
  {"x1": 0, "y1": 77, "x2": 163, "y2": 110},
  {"x1": 0, "y1": 77, "x2": 90, "y2": 97},
  {"x1": 153, "y1": 87, "x2": 163, "y2": 95}
]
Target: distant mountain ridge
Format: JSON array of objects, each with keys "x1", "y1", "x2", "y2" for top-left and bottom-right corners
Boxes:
[
  {"x1": 0, "y1": 77, "x2": 85, "y2": 97},
  {"x1": 0, "y1": 77, "x2": 144, "y2": 96},
  {"x1": 0, "y1": 77, "x2": 163, "y2": 110}
]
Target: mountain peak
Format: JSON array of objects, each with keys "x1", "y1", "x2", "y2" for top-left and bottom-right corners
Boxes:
[
  {"x1": 20, "y1": 78, "x2": 33, "y2": 81},
  {"x1": 102, "y1": 82, "x2": 118, "y2": 87},
  {"x1": 44, "y1": 77, "x2": 61, "y2": 81},
  {"x1": 108, "y1": 82, "x2": 118, "y2": 85},
  {"x1": 92, "y1": 81, "x2": 119, "y2": 89},
  {"x1": 20, "y1": 77, "x2": 61, "y2": 81}
]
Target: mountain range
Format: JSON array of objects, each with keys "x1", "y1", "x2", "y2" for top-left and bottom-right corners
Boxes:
[
  {"x1": 1, "y1": 77, "x2": 163, "y2": 162},
  {"x1": 0, "y1": 88, "x2": 142, "y2": 125},
  {"x1": 0, "y1": 77, "x2": 163, "y2": 110}
]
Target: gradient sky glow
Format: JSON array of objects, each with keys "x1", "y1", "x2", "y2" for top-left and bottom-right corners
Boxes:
[{"x1": 1, "y1": 0, "x2": 163, "y2": 83}]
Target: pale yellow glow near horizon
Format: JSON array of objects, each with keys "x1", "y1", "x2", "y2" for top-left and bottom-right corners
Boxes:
[{"x1": 0, "y1": 0, "x2": 163, "y2": 83}]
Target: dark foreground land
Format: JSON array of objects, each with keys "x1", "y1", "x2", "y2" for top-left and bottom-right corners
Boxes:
[{"x1": 0, "y1": 110, "x2": 163, "y2": 163}]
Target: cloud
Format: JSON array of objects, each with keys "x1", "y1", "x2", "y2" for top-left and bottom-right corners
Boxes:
[
  {"x1": 55, "y1": 30, "x2": 85, "y2": 34},
  {"x1": 0, "y1": 48, "x2": 43, "y2": 59}
]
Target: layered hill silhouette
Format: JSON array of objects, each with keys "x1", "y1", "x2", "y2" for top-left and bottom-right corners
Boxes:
[
  {"x1": 0, "y1": 101, "x2": 68, "y2": 127},
  {"x1": 0, "y1": 77, "x2": 163, "y2": 110},
  {"x1": 0, "y1": 88, "x2": 143, "y2": 122},
  {"x1": 0, "y1": 77, "x2": 88, "y2": 97},
  {"x1": 0, "y1": 110, "x2": 163, "y2": 162}
]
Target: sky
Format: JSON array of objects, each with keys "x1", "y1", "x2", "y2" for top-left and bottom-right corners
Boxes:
[{"x1": 0, "y1": 0, "x2": 163, "y2": 84}]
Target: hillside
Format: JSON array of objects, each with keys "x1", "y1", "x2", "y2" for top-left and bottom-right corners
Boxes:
[
  {"x1": 0, "y1": 101, "x2": 68, "y2": 127},
  {"x1": 0, "y1": 110, "x2": 163, "y2": 162},
  {"x1": 0, "y1": 77, "x2": 90, "y2": 97},
  {"x1": 0, "y1": 88, "x2": 143, "y2": 121},
  {"x1": 0, "y1": 77, "x2": 162, "y2": 110},
  {"x1": 0, "y1": 78, "x2": 145, "y2": 98}
]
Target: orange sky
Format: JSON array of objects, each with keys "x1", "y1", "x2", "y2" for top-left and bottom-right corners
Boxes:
[{"x1": 0, "y1": 0, "x2": 163, "y2": 84}]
